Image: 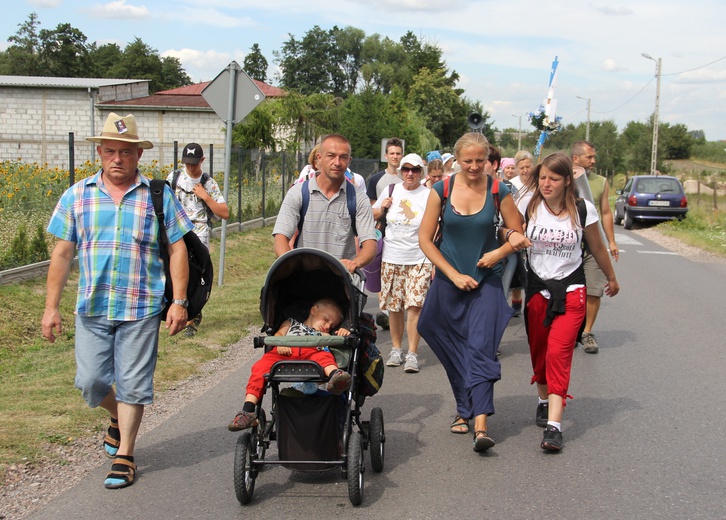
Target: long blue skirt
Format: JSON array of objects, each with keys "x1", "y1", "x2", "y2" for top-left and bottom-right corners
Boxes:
[{"x1": 418, "y1": 275, "x2": 513, "y2": 419}]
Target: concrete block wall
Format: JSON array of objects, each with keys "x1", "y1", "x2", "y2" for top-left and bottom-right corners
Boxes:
[{"x1": 1, "y1": 85, "x2": 229, "y2": 168}]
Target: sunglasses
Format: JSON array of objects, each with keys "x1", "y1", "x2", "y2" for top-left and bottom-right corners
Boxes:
[{"x1": 401, "y1": 166, "x2": 423, "y2": 174}]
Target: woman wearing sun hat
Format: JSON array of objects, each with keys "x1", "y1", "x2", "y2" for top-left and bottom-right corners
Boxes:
[{"x1": 373, "y1": 152, "x2": 432, "y2": 374}]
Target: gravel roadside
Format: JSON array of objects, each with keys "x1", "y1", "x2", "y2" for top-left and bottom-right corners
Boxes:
[
  {"x1": 0, "y1": 327, "x2": 259, "y2": 520},
  {"x1": 1, "y1": 227, "x2": 723, "y2": 519}
]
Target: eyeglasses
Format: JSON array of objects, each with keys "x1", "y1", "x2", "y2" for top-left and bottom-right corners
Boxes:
[{"x1": 401, "y1": 166, "x2": 422, "y2": 174}]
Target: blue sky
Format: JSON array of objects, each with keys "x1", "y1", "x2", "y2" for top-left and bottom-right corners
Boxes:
[{"x1": 3, "y1": 0, "x2": 726, "y2": 141}]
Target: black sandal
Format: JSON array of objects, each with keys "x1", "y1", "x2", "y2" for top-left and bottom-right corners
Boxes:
[
  {"x1": 473, "y1": 430, "x2": 496, "y2": 452},
  {"x1": 450, "y1": 415, "x2": 470, "y2": 434}
]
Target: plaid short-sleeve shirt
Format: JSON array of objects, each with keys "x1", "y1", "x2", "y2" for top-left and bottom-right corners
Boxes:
[{"x1": 47, "y1": 170, "x2": 193, "y2": 321}]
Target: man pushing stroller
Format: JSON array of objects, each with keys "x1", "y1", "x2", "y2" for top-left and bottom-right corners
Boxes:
[{"x1": 228, "y1": 299, "x2": 353, "y2": 431}]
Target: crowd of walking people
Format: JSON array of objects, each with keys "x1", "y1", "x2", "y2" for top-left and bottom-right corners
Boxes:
[{"x1": 41, "y1": 114, "x2": 620, "y2": 491}]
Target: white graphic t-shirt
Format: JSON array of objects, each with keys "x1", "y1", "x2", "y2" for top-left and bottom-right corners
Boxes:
[
  {"x1": 517, "y1": 196, "x2": 599, "y2": 285},
  {"x1": 373, "y1": 183, "x2": 431, "y2": 265}
]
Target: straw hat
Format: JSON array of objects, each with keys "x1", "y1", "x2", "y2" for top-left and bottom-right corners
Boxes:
[{"x1": 86, "y1": 112, "x2": 154, "y2": 149}]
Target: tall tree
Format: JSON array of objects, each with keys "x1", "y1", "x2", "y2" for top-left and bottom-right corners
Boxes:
[
  {"x1": 661, "y1": 123, "x2": 694, "y2": 160},
  {"x1": 243, "y1": 43, "x2": 268, "y2": 82},
  {"x1": 408, "y1": 67, "x2": 458, "y2": 136},
  {"x1": 38, "y1": 23, "x2": 91, "y2": 77},
  {"x1": 5, "y1": 12, "x2": 42, "y2": 75},
  {"x1": 331, "y1": 26, "x2": 365, "y2": 95},
  {"x1": 158, "y1": 55, "x2": 191, "y2": 91},
  {"x1": 87, "y1": 42, "x2": 123, "y2": 77},
  {"x1": 275, "y1": 26, "x2": 344, "y2": 95},
  {"x1": 110, "y1": 38, "x2": 163, "y2": 89},
  {"x1": 619, "y1": 121, "x2": 652, "y2": 173}
]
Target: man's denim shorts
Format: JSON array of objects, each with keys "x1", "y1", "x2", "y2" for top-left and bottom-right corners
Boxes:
[{"x1": 74, "y1": 314, "x2": 161, "y2": 407}]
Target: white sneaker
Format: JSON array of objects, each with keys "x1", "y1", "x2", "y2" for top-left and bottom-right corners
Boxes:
[
  {"x1": 404, "y1": 352, "x2": 419, "y2": 373},
  {"x1": 386, "y1": 349, "x2": 403, "y2": 367}
]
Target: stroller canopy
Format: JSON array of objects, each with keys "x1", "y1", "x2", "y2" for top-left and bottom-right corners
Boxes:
[{"x1": 259, "y1": 248, "x2": 366, "y2": 332}]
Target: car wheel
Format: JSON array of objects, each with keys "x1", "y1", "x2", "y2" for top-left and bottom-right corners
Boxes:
[
  {"x1": 623, "y1": 210, "x2": 633, "y2": 230},
  {"x1": 614, "y1": 209, "x2": 622, "y2": 226}
]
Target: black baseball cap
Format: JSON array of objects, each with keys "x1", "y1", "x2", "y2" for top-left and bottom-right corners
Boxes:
[{"x1": 182, "y1": 143, "x2": 204, "y2": 165}]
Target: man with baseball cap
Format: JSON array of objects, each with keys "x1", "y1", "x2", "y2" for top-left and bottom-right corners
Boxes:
[
  {"x1": 167, "y1": 143, "x2": 229, "y2": 337},
  {"x1": 42, "y1": 112, "x2": 193, "y2": 489}
]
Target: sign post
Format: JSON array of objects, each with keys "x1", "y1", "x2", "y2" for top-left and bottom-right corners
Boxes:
[{"x1": 202, "y1": 62, "x2": 265, "y2": 285}]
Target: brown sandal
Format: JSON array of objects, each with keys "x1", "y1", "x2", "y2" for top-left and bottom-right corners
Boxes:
[
  {"x1": 103, "y1": 418, "x2": 120, "y2": 459},
  {"x1": 450, "y1": 415, "x2": 470, "y2": 434},
  {"x1": 104, "y1": 458, "x2": 136, "y2": 489}
]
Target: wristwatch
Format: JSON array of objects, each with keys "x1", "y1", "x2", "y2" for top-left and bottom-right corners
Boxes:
[{"x1": 172, "y1": 299, "x2": 189, "y2": 308}]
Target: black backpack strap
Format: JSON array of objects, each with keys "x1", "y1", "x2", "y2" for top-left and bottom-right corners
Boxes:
[
  {"x1": 296, "y1": 178, "x2": 357, "y2": 248},
  {"x1": 150, "y1": 179, "x2": 170, "y2": 255},
  {"x1": 576, "y1": 198, "x2": 588, "y2": 255},
  {"x1": 346, "y1": 180, "x2": 358, "y2": 237},
  {"x1": 294, "y1": 179, "x2": 311, "y2": 248},
  {"x1": 171, "y1": 169, "x2": 181, "y2": 192}
]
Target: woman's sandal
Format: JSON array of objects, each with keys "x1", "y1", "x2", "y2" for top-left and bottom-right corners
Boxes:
[
  {"x1": 473, "y1": 430, "x2": 496, "y2": 452},
  {"x1": 450, "y1": 415, "x2": 470, "y2": 434},
  {"x1": 103, "y1": 418, "x2": 120, "y2": 459},
  {"x1": 104, "y1": 458, "x2": 136, "y2": 489}
]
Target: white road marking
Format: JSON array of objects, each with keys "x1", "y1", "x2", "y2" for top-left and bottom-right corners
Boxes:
[
  {"x1": 614, "y1": 233, "x2": 642, "y2": 246},
  {"x1": 637, "y1": 250, "x2": 678, "y2": 255}
]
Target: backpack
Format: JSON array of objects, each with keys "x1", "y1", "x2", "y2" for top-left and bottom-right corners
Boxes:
[
  {"x1": 356, "y1": 312, "x2": 384, "y2": 397},
  {"x1": 150, "y1": 179, "x2": 214, "y2": 320},
  {"x1": 170, "y1": 169, "x2": 216, "y2": 228},
  {"x1": 434, "y1": 174, "x2": 501, "y2": 247},
  {"x1": 295, "y1": 177, "x2": 358, "y2": 248}
]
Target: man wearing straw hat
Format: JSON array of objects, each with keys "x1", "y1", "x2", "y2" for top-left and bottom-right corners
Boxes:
[{"x1": 41, "y1": 112, "x2": 193, "y2": 489}]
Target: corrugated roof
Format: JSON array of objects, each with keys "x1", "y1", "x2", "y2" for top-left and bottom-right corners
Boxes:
[
  {"x1": 158, "y1": 80, "x2": 287, "y2": 98},
  {"x1": 98, "y1": 94, "x2": 212, "y2": 109},
  {"x1": 0, "y1": 75, "x2": 148, "y2": 88}
]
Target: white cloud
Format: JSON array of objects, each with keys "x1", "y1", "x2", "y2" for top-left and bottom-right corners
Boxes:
[
  {"x1": 28, "y1": 0, "x2": 62, "y2": 7},
  {"x1": 602, "y1": 59, "x2": 623, "y2": 72},
  {"x1": 590, "y1": 3, "x2": 635, "y2": 16},
  {"x1": 675, "y1": 69, "x2": 726, "y2": 84},
  {"x1": 163, "y1": 48, "x2": 247, "y2": 82},
  {"x1": 163, "y1": 8, "x2": 256, "y2": 29},
  {"x1": 88, "y1": 0, "x2": 150, "y2": 20}
]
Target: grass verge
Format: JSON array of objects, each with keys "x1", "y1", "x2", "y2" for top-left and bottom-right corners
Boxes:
[
  {"x1": 658, "y1": 196, "x2": 726, "y2": 256},
  {"x1": 0, "y1": 226, "x2": 276, "y2": 482}
]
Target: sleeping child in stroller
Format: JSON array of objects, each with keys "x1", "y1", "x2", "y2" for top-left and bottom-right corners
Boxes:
[{"x1": 228, "y1": 298, "x2": 353, "y2": 431}]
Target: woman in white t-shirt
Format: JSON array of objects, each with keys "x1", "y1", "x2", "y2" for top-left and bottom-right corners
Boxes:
[
  {"x1": 373, "y1": 153, "x2": 432, "y2": 373},
  {"x1": 508, "y1": 152, "x2": 619, "y2": 452}
]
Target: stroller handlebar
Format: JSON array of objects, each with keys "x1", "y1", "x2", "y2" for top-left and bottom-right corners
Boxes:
[{"x1": 261, "y1": 335, "x2": 349, "y2": 348}]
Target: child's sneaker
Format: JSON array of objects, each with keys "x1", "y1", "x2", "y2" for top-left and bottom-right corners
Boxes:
[
  {"x1": 326, "y1": 370, "x2": 352, "y2": 395},
  {"x1": 227, "y1": 411, "x2": 258, "y2": 432},
  {"x1": 404, "y1": 352, "x2": 419, "y2": 373}
]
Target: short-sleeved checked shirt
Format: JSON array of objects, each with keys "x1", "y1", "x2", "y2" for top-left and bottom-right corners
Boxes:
[
  {"x1": 47, "y1": 170, "x2": 193, "y2": 321},
  {"x1": 272, "y1": 174, "x2": 376, "y2": 260}
]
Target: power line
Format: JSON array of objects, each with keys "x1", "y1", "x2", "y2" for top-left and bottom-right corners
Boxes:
[
  {"x1": 588, "y1": 55, "x2": 726, "y2": 115},
  {"x1": 592, "y1": 77, "x2": 654, "y2": 114},
  {"x1": 662, "y1": 54, "x2": 726, "y2": 77}
]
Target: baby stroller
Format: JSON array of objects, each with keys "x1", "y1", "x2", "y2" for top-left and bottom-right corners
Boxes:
[{"x1": 233, "y1": 248, "x2": 385, "y2": 506}]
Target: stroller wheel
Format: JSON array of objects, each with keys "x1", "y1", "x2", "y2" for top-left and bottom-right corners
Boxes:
[
  {"x1": 234, "y1": 432, "x2": 256, "y2": 504},
  {"x1": 369, "y1": 407, "x2": 385, "y2": 473},
  {"x1": 347, "y1": 431, "x2": 364, "y2": 506}
]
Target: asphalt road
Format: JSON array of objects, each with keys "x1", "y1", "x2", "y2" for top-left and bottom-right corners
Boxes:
[{"x1": 28, "y1": 229, "x2": 726, "y2": 520}]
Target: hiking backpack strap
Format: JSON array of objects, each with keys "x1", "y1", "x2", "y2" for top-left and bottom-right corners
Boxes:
[
  {"x1": 576, "y1": 198, "x2": 588, "y2": 255},
  {"x1": 150, "y1": 179, "x2": 170, "y2": 253},
  {"x1": 295, "y1": 178, "x2": 357, "y2": 248}
]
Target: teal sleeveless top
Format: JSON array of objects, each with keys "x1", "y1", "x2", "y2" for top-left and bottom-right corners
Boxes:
[{"x1": 432, "y1": 174, "x2": 511, "y2": 284}]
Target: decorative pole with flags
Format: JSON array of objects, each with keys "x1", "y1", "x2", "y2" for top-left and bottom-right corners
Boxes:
[{"x1": 530, "y1": 56, "x2": 561, "y2": 160}]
